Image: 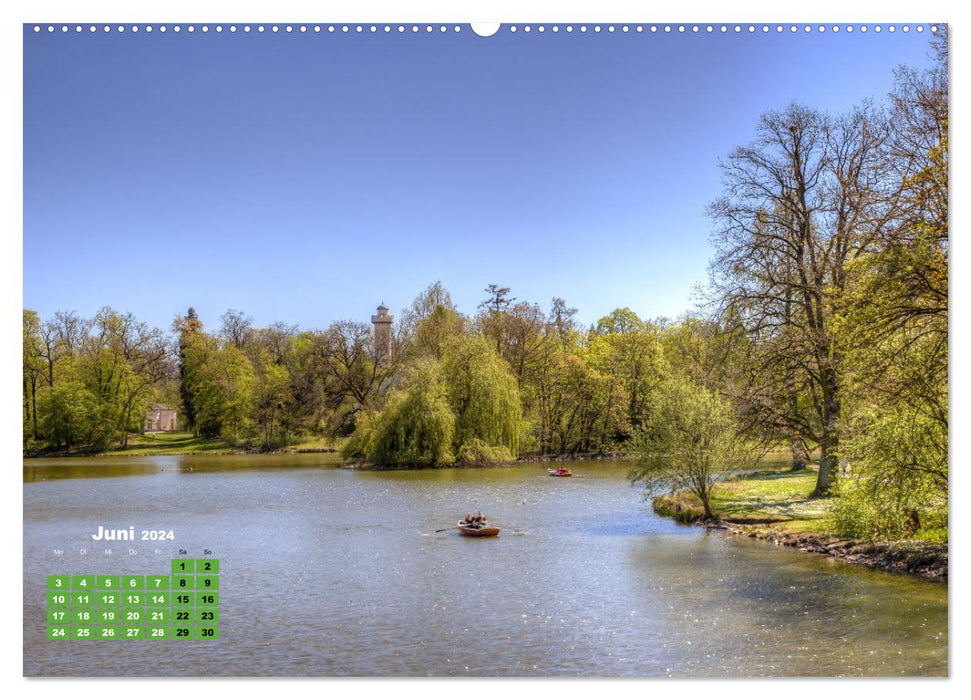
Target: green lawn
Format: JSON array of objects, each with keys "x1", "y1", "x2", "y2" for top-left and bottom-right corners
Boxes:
[
  {"x1": 103, "y1": 432, "x2": 239, "y2": 456},
  {"x1": 655, "y1": 466, "x2": 837, "y2": 535},
  {"x1": 100, "y1": 432, "x2": 342, "y2": 456}
]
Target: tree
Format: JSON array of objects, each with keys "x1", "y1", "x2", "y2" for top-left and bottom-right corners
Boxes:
[
  {"x1": 250, "y1": 346, "x2": 293, "y2": 449},
  {"x1": 23, "y1": 310, "x2": 45, "y2": 443},
  {"x1": 629, "y1": 377, "x2": 745, "y2": 519},
  {"x1": 588, "y1": 309, "x2": 667, "y2": 435},
  {"x1": 833, "y1": 37, "x2": 948, "y2": 536},
  {"x1": 173, "y1": 308, "x2": 204, "y2": 433},
  {"x1": 708, "y1": 102, "x2": 893, "y2": 496},
  {"x1": 219, "y1": 309, "x2": 254, "y2": 349},
  {"x1": 478, "y1": 284, "x2": 515, "y2": 314},
  {"x1": 365, "y1": 359, "x2": 455, "y2": 466},
  {"x1": 37, "y1": 381, "x2": 98, "y2": 450},
  {"x1": 441, "y1": 334, "x2": 524, "y2": 456},
  {"x1": 399, "y1": 283, "x2": 466, "y2": 360},
  {"x1": 313, "y1": 320, "x2": 396, "y2": 433},
  {"x1": 182, "y1": 334, "x2": 256, "y2": 440},
  {"x1": 548, "y1": 297, "x2": 578, "y2": 343}
]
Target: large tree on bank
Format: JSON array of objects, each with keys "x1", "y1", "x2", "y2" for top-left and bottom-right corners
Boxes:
[{"x1": 708, "y1": 102, "x2": 895, "y2": 496}]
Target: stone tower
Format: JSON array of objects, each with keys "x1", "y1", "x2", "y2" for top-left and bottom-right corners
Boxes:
[{"x1": 371, "y1": 303, "x2": 394, "y2": 364}]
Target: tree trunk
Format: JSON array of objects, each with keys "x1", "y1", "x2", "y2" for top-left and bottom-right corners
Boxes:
[
  {"x1": 31, "y1": 377, "x2": 38, "y2": 440},
  {"x1": 790, "y1": 438, "x2": 808, "y2": 471},
  {"x1": 812, "y1": 364, "x2": 841, "y2": 496}
]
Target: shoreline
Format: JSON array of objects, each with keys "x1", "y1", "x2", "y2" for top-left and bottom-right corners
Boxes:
[
  {"x1": 725, "y1": 521, "x2": 947, "y2": 582},
  {"x1": 661, "y1": 508, "x2": 948, "y2": 583},
  {"x1": 22, "y1": 446, "x2": 341, "y2": 459},
  {"x1": 338, "y1": 452, "x2": 630, "y2": 470},
  {"x1": 23, "y1": 447, "x2": 630, "y2": 466}
]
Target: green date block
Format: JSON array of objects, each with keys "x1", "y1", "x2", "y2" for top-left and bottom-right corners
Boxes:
[
  {"x1": 97, "y1": 575, "x2": 119, "y2": 590},
  {"x1": 47, "y1": 575, "x2": 69, "y2": 590},
  {"x1": 46, "y1": 608, "x2": 69, "y2": 624},
  {"x1": 171, "y1": 559, "x2": 194, "y2": 574},
  {"x1": 47, "y1": 625, "x2": 69, "y2": 640},
  {"x1": 147, "y1": 625, "x2": 170, "y2": 640},
  {"x1": 72, "y1": 591, "x2": 95, "y2": 607},
  {"x1": 197, "y1": 575, "x2": 219, "y2": 590},
  {"x1": 122, "y1": 592, "x2": 145, "y2": 606},
  {"x1": 194, "y1": 625, "x2": 219, "y2": 640},
  {"x1": 71, "y1": 626, "x2": 94, "y2": 640},
  {"x1": 172, "y1": 592, "x2": 195, "y2": 607},
  {"x1": 121, "y1": 575, "x2": 145, "y2": 590},
  {"x1": 194, "y1": 608, "x2": 219, "y2": 624},
  {"x1": 96, "y1": 625, "x2": 120, "y2": 641},
  {"x1": 97, "y1": 591, "x2": 119, "y2": 606},
  {"x1": 147, "y1": 592, "x2": 169, "y2": 607},
  {"x1": 173, "y1": 609, "x2": 193, "y2": 625},
  {"x1": 171, "y1": 575, "x2": 194, "y2": 590},
  {"x1": 147, "y1": 575, "x2": 170, "y2": 590},
  {"x1": 197, "y1": 592, "x2": 218, "y2": 607},
  {"x1": 47, "y1": 592, "x2": 69, "y2": 608},
  {"x1": 122, "y1": 609, "x2": 145, "y2": 624},
  {"x1": 97, "y1": 608, "x2": 120, "y2": 624},
  {"x1": 71, "y1": 575, "x2": 95, "y2": 591},
  {"x1": 172, "y1": 625, "x2": 193, "y2": 640},
  {"x1": 196, "y1": 559, "x2": 219, "y2": 574},
  {"x1": 122, "y1": 625, "x2": 145, "y2": 640},
  {"x1": 147, "y1": 608, "x2": 170, "y2": 624},
  {"x1": 71, "y1": 608, "x2": 96, "y2": 624}
]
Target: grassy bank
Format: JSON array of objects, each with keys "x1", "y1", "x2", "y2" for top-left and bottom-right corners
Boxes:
[
  {"x1": 653, "y1": 467, "x2": 947, "y2": 580},
  {"x1": 653, "y1": 468, "x2": 835, "y2": 530},
  {"x1": 25, "y1": 432, "x2": 342, "y2": 458}
]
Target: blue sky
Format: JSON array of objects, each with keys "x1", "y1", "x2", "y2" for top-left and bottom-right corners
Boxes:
[{"x1": 23, "y1": 23, "x2": 939, "y2": 333}]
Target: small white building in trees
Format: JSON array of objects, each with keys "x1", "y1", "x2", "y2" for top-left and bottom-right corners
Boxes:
[
  {"x1": 145, "y1": 405, "x2": 178, "y2": 432},
  {"x1": 371, "y1": 303, "x2": 394, "y2": 364}
]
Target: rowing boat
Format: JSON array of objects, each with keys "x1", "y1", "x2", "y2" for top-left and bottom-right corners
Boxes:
[
  {"x1": 458, "y1": 521, "x2": 501, "y2": 537},
  {"x1": 548, "y1": 467, "x2": 573, "y2": 477}
]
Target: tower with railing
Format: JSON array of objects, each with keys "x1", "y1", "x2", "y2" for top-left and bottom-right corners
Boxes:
[{"x1": 371, "y1": 303, "x2": 394, "y2": 364}]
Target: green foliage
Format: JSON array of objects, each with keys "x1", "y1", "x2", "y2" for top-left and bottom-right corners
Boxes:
[
  {"x1": 630, "y1": 376, "x2": 745, "y2": 518},
  {"x1": 587, "y1": 314, "x2": 667, "y2": 434},
  {"x1": 341, "y1": 413, "x2": 375, "y2": 460},
  {"x1": 37, "y1": 381, "x2": 98, "y2": 449},
  {"x1": 455, "y1": 438, "x2": 514, "y2": 465},
  {"x1": 442, "y1": 334, "x2": 524, "y2": 456},
  {"x1": 832, "y1": 477, "x2": 947, "y2": 541},
  {"x1": 367, "y1": 360, "x2": 455, "y2": 466},
  {"x1": 833, "y1": 400, "x2": 948, "y2": 541},
  {"x1": 183, "y1": 336, "x2": 257, "y2": 441}
]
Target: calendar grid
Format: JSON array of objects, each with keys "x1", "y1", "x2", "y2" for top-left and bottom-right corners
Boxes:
[{"x1": 46, "y1": 560, "x2": 219, "y2": 641}]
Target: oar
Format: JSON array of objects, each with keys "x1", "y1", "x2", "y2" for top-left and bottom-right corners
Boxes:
[{"x1": 434, "y1": 525, "x2": 463, "y2": 533}]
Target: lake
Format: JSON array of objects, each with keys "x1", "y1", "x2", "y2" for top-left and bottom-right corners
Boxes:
[{"x1": 23, "y1": 455, "x2": 948, "y2": 676}]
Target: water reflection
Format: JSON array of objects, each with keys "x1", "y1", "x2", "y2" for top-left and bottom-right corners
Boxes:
[{"x1": 23, "y1": 456, "x2": 947, "y2": 677}]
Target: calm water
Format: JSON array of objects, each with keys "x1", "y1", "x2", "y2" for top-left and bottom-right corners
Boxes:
[{"x1": 23, "y1": 455, "x2": 947, "y2": 677}]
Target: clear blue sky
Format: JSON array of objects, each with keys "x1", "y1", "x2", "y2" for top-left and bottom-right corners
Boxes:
[{"x1": 23, "y1": 24, "x2": 939, "y2": 333}]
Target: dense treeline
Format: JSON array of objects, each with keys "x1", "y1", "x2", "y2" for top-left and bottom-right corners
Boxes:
[
  {"x1": 23, "y1": 308, "x2": 173, "y2": 451},
  {"x1": 22, "y1": 287, "x2": 678, "y2": 459},
  {"x1": 23, "y1": 36, "x2": 946, "y2": 541}
]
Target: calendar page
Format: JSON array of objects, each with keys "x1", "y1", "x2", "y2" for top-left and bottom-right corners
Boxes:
[{"x1": 21, "y1": 8, "x2": 949, "y2": 682}]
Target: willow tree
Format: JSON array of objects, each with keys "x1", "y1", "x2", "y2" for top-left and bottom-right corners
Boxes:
[
  {"x1": 365, "y1": 359, "x2": 455, "y2": 466},
  {"x1": 442, "y1": 334, "x2": 524, "y2": 456}
]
